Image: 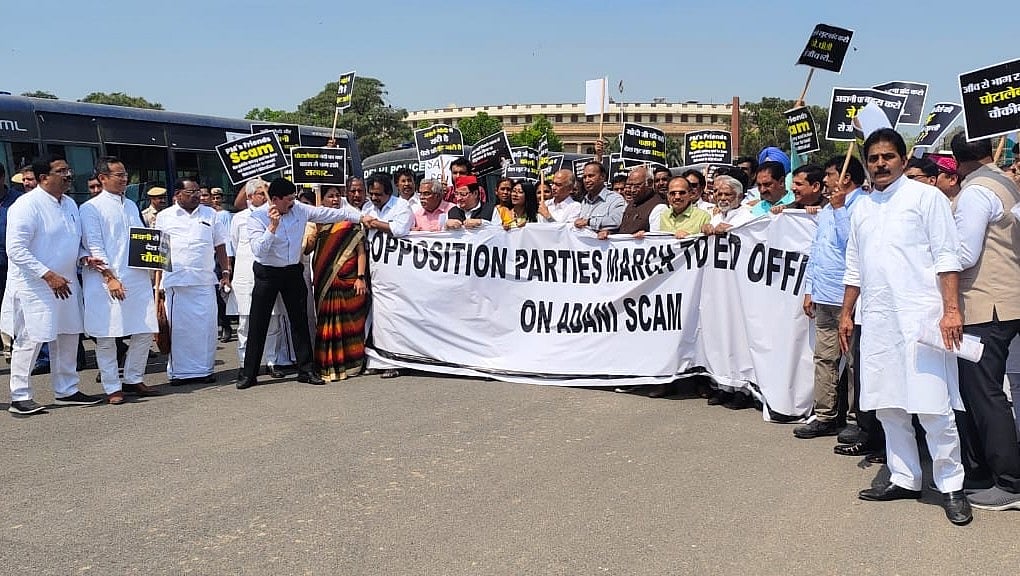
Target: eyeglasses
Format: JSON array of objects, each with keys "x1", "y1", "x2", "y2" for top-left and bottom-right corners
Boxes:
[
  {"x1": 177, "y1": 188, "x2": 201, "y2": 196},
  {"x1": 686, "y1": 180, "x2": 701, "y2": 188},
  {"x1": 50, "y1": 168, "x2": 73, "y2": 176},
  {"x1": 103, "y1": 172, "x2": 128, "y2": 179}
]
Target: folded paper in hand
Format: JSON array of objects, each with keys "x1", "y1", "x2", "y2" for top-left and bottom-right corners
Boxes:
[{"x1": 917, "y1": 325, "x2": 983, "y2": 363}]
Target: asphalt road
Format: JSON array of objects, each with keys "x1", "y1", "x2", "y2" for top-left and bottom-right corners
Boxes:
[{"x1": 1, "y1": 340, "x2": 1017, "y2": 575}]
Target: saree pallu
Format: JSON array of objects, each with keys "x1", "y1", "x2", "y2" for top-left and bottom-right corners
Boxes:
[{"x1": 312, "y1": 221, "x2": 367, "y2": 381}]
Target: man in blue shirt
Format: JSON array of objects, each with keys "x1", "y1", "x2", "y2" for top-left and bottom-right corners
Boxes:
[
  {"x1": 795, "y1": 156, "x2": 867, "y2": 442},
  {"x1": 0, "y1": 164, "x2": 23, "y2": 362},
  {"x1": 750, "y1": 161, "x2": 794, "y2": 216}
]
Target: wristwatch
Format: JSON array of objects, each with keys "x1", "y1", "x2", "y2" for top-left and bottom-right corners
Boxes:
[{"x1": 356, "y1": 274, "x2": 366, "y2": 279}]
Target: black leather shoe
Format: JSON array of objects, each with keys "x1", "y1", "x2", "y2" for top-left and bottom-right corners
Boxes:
[
  {"x1": 837, "y1": 423, "x2": 863, "y2": 445},
  {"x1": 235, "y1": 376, "x2": 255, "y2": 390},
  {"x1": 270, "y1": 366, "x2": 285, "y2": 379},
  {"x1": 943, "y1": 490, "x2": 973, "y2": 525},
  {"x1": 794, "y1": 419, "x2": 842, "y2": 439},
  {"x1": 858, "y1": 482, "x2": 922, "y2": 502},
  {"x1": 297, "y1": 372, "x2": 325, "y2": 385}
]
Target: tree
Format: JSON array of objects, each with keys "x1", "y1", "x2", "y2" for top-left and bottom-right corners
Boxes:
[
  {"x1": 457, "y1": 112, "x2": 503, "y2": 145},
  {"x1": 245, "y1": 107, "x2": 287, "y2": 122},
  {"x1": 738, "y1": 97, "x2": 848, "y2": 161},
  {"x1": 21, "y1": 91, "x2": 58, "y2": 99},
  {"x1": 666, "y1": 136, "x2": 684, "y2": 166},
  {"x1": 509, "y1": 115, "x2": 563, "y2": 151},
  {"x1": 80, "y1": 92, "x2": 164, "y2": 110},
  {"x1": 253, "y1": 77, "x2": 411, "y2": 158}
]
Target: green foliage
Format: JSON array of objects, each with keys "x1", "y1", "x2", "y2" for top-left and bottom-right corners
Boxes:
[
  {"x1": 739, "y1": 97, "x2": 848, "y2": 162},
  {"x1": 21, "y1": 91, "x2": 58, "y2": 99},
  {"x1": 79, "y1": 92, "x2": 164, "y2": 110},
  {"x1": 666, "y1": 136, "x2": 684, "y2": 166},
  {"x1": 245, "y1": 107, "x2": 287, "y2": 122},
  {"x1": 457, "y1": 112, "x2": 503, "y2": 145},
  {"x1": 509, "y1": 115, "x2": 563, "y2": 151},
  {"x1": 251, "y1": 77, "x2": 411, "y2": 158}
]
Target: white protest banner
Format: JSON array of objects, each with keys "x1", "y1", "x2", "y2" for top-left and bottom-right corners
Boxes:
[{"x1": 365, "y1": 216, "x2": 818, "y2": 421}]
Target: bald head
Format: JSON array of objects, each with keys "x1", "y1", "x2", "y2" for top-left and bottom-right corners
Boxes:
[
  {"x1": 551, "y1": 169, "x2": 575, "y2": 202},
  {"x1": 625, "y1": 166, "x2": 653, "y2": 203}
]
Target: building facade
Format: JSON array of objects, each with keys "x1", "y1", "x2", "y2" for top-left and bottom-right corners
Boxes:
[{"x1": 406, "y1": 100, "x2": 734, "y2": 154}]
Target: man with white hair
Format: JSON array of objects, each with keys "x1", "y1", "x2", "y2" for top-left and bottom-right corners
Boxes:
[
  {"x1": 227, "y1": 179, "x2": 292, "y2": 378},
  {"x1": 702, "y1": 175, "x2": 754, "y2": 234},
  {"x1": 538, "y1": 169, "x2": 582, "y2": 224}
]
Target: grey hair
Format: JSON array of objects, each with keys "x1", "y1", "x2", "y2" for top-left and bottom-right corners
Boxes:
[
  {"x1": 244, "y1": 178, "x2": 268, "y2": 198},
  {"x1": 555, "y1": 169, "x2": 575, "y2": 188},
  {"x1": 419, "y1": 177, "x2": 444, "y2": 192},
  {"x1": 713, "y1": 175, "x2": 743, "y2": 197}
]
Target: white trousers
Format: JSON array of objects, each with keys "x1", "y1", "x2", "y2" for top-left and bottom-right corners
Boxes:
[
  {"x1": 237, "y1": 314, "x2": 291, "y2": 367},
  {"x1": 96, "y1": 333, "x2": 152, "y2": 394},
  {"x1": 877, "y1": 407, "x2": 965, "y2": 493},
  {"x1": 9, "y1": 333, "x2": 80, "y2": 402},
  {"x1": 165, "y1": 285, "x2": 216, "y2": 379}
]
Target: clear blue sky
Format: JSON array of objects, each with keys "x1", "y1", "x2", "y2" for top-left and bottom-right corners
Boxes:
[{"x1": 3, "y1": 0, "x2": 1011, "y2": 121}]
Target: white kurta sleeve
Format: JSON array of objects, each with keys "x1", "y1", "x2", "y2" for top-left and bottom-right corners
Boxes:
[
  {"x1": 79, "y1": 203, "x2": 111, "y2": 265},
  {"x1": 6, "y1": 204, "x2": 49, "y2": 279},
  {"x1": 213, "y1": 212, "x2": 229, "y2": 249},
  {"x1": 387, "y1": 202, "x2": 413, "y2": 238},
  {"x1": 648, "y1": 204, "x2": 668, "y2": 232},
  {"x1": 229, "y1": 213, "x2": 243, "y2": 255},
  {"x1": 842, "y1": 211, "x2": 861, "y2": 288},
  {"x1": 954, "y1": 184, "x2": 1004, "y2": 270},
  {"x1": 926, "y1": 190, "x2": 963, "y2": 274}
]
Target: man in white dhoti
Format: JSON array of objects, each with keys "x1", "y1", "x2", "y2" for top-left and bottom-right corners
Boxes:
[
  {"x1": 6, "y1": 155, "x2": 103, "y2": 415},
  {"x1": 838, "y1": 128, "x2": 971, "y2": 525},
  {"x1": 228, "y1": 179, "x2": 293, "y2": 378},
  {"x1": 155, "y1": 178, "x2": 231, "y2": 385},
  {"x1": 80, "y1": 157, "x2": 161, "y2": 404}
]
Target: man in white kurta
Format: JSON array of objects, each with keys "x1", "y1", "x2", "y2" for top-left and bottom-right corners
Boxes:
[
  {"x1": 155, "y1": 178, "x2": 230, "y2": 384},
  {"x1": 840, "y1": 129, "x2": 970, "y2": 525},
  {"x1": 6, "y1": 156, "x2": 103, "y2": 415},
  {"x1": 80, "y1": 157, "x2": 160, "y2": 403},
  {"x1": 227, "y1": 179, "x2": 293, "y2": 374}
]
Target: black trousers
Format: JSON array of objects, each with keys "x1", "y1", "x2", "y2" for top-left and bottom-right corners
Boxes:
[
  {"x1": 852, "y1": 326, "x2": 885, "y2": 449},
  {"x1": 956, "y1": 317, "x2": 1020, "y2": 492},
  {"x1": 241, "y1": 262, "x2": 315, "y2": 379}
]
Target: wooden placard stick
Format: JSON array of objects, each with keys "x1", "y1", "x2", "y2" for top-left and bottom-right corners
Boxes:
[
  {"x1": 797, "y1": 68, "x2": 815, "y2": 106},
  {"x1": 838, "y1": 140, "x2": 856, "y2": 183},
  {"x1": 330, "y1": 108, "x2": 341, "y2": 141},
  {"x1": 993, "y1": 135, "x2": 1007, "y2": 164}
]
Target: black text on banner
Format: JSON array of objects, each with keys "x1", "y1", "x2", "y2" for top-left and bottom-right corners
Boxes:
[
  {"x1": 251, "y1": 123, "x2": 301, "y2": 153},
  {"x1": 335, "y1": 71, "x2": 356, "y2": 111},
  {"x1": 468, "y1": 131, "x2": 514, "y2": 177},
  {"x1": 504, "y1": 147, "x2": 539, "y2": 182},
  {"x1": 572, "y1": 157, "x2": 594, "y2": 181},
  {"x1": 958, "y1": 58, "x2": 1020, "y2": 141},
  {"x1": 796, "y1": 24, "x2": 854, "y2": 73},
  {"x1": 621, "y1": 122, "x2": 667, "y2": 166},
  {"x1": 540, "y1": 155, "x2": 564, "y2": 181},
  {"x1": 785, "y1": 107, "x2": 821, "y2": 155},
  {"x1": 684, "y1": 130, "x2": 732, "y2": 165},
  {"x1": 216, "y1": 131, "x2": 291, "y2": 185},
  {"x1": 415, "y1": 124, "x2": 465, "y2": 162},
  {"x1": 290, "y1": 147, "x2": 348, "y2": 186},
  {"x1": 127, "y1": 227, "x2": 172, "y2": 271},
  {"x1": 913, "y1": 103, "x2": 964, "y2": 149},
  {"x1": 871, "y1": 81, "x2": 929, "y2": 125}
]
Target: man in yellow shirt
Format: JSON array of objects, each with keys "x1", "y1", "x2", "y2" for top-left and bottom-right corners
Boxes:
[{"x1": 648, "y1": 177, "x2": 712, "y2": 238}]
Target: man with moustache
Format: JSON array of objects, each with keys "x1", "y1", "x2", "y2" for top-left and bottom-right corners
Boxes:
[
  {"x1": 155, "y1": 178, "x2": 232, "y2": 385},
  {"x1": 618, "y1": 166, "x2": 666, "y2": 235},
  {"x1": 393, "y1": 167, "x2": 420, "y2": 211},
  {"x1": 445, "y1": 175, "x2": 497, "y2": 229},
  {"x1": 652, "y1": 165, "x2": 672, "y2": 200},
  {"x1": 347, "y1": 177, "x2": 367, "y2": 210},
  {"x1": 7, "y1": 156, "x2": 103, "y2": 415},
  {"x1": 839, "y1": 128, "x2": 971, "y2": 525},
  {"x1": 702, "y1": 175, "x2": 753, "y2": 235},
  {"x1": 575, "y1": 161, "x2": 625, "y2": 238},
  {"x1": 750, "y1": 161, "x2": 795, "y2": 216},
  {"x1": 772, "y1": 164, "x2": 827, "y2": 213},
  {"x1": 412, "y1": 178, "x2": 453, "y2": 232}
]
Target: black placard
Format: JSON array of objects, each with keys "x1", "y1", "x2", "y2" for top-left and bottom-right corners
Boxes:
[
  {"x1": 504, "y1": 147, "x2": 539, "y2": 182},
  {"x1": 785, "y1": 107, "x2": 820, "y2": 155},
  {"x1": 335, "y1": 71, "x2": 356, "y2": 111},
  {"x1": 796, "y1": 24, "x2": 854, "y2": 73},
  {"x1": 539, "y1": 155, "x2": 564, "y2": 181},
  {"x1": 913, "y1": 103, "x2": 964, "y2": 149},
  {"x1": 959, "y1": 58, "x2": 1020, "y2": 141},
  {"x1": 826, "y1": 88, "x2": 907, "y2": 142},
  {"x1": 468, "y1": 131, "x2": 514, "y2": 177},
  {"x1": 128, "y1": 227, "x2": 171, "y2": 271},
  {"x1": 872, "y1": 81, "x2": 928, "y2": 125},
  {"x1": 414, "y1": 124, "x2": 465, "y2": 162},
  {"x1": 251, "y1": 123, "x2": 301, "y2": 153},
  {"x1": 621, "y1": 122, "x2": 667, "y2": 166},
  {"x1": 573, "y1": 157, "x2": 594, "y2": 181},
  {"x1": 607, "y1": 153, "x2": 641, "y2": 181},
  {"x1": 684, "y1": 130, "x2": 732, "y2": 165},
  {"x1": 216, "y1": 131, "x2": 291, "y2": 185},
  {"x1": 290, "y1": 147, "x2": 348, "y2": 186}
]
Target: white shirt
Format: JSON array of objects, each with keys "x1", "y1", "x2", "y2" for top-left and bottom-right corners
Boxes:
[
  {"x1": 954, "y1": 182, "x2": 1004, "y2": 270},
  {"x1": 645, "y1": 205, "x2": 672, "y2": 233},
  {"x1": 249, "y1": 200, "x2": 360, "y2": 267},
  {"x1": 362, "y1": 195, "x2": 413, "y2": 238},
  {"x1": 79, "y1": 190, "x2": 158, "y2": 337},
  {"x1": 6, "y1": 186, "x2": 84, "y2": 340},
  {"x1": 214, "y1": 209, "x2": 235, "y2": 257},
  {"x1": 709, "y1": 206, "x2": 755, "y2": 228},
  {"x1": 539, "y1": 195, "x2": 581, "y2": 224},
  {"x1": 697, "y1": 199, "x2": 716, "y2": 212},
  {"x1": 1012, "y1": 202, "x2": 1020, "y2": 221},
  {"x1": 155, "y1": 203, "x2": 227, "y2": 288}
]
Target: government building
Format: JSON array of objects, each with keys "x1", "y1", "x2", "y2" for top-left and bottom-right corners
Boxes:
[{"x1": 406, "y1": 100, "x2": 735, "y2": 154}]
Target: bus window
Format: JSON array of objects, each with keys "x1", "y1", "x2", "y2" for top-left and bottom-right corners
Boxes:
[
  {"x1": 46, "y1": 144, "x2": 97, "y2": 204},
  {"x1": 105, "y1": 144, "x2": 169, "y2": 206},
  {"x1": 0, "y1": 141, "x2": 40, "y2": 175}
]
